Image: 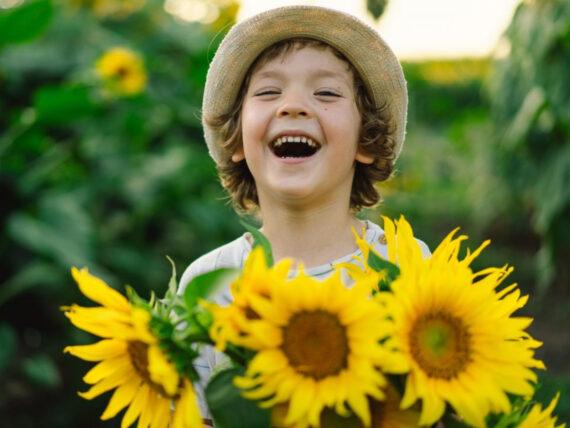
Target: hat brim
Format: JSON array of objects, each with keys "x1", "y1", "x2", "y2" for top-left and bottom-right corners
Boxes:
[{"x1": 202, "y1": 5, "x2": 407, "y2": 165}]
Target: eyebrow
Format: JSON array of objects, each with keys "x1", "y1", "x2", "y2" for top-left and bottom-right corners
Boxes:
[{"x1": 253, "y1": 68, "x2": 351, "y2": 85}]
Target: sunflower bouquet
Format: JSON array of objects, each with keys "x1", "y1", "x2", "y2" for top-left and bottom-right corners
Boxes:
[{"x1": 63, "y1": 216, "x2": 565, "y2": 428}]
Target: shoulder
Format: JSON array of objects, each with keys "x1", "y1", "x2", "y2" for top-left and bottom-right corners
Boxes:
[
  {"x1": 178, "y1": 234, "x2": 249, "y2": 295},
  {"x1": 364, "y1": 220, "x2": 431, "y2": 259}
]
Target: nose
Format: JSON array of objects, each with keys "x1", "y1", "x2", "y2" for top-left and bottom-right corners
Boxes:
[{"x1": 276, "y1": 91, "x2": 312, "y2": 118}]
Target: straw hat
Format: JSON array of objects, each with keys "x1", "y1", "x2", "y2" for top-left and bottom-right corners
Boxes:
[{"x1": 202, "y1": 5, "x2": 407, "y2": 165}]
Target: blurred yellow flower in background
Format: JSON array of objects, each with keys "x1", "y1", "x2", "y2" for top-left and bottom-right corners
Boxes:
[
  {"x1": 67, "y1": 0, "x2": 145, "y2": 19},
  {"x1": 92, "y1": 0, "x2": 145, "y2": 18},
  {"x1": 95, "y1": 47, "x2": 147, "y2": 96},
  {"x1": 63, "y1": 267, "x2": 202, "y2": 428}
]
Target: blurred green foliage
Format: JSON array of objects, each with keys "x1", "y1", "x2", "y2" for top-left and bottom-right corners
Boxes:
[
  {"x1": 1, "y1": 0, "x2": 569, "y2": 426},
  {"x1": 1, "y1": 0, "x2": 240, "y2": 425},
  {"x1": 488, "y1": 0, "x2": 570, "y2": 293}
]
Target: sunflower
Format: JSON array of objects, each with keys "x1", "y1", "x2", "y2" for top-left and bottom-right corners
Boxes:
[
  {"x1": 92, "y1": 0, "x2": 145, "y2": 18},
  {"x1": 95, "y1": 47, "x2": 147, "y2": 95},
  {"x1": 229, "y1": 263, "x2": 407, "y2": 428},
  {"x1": 272, "y1": 384, "x2": 420, "y2": 428},
  {"x1": 378, "y1": 216, "x2": 544, "y2": 427},
  {"x1": 208, "y1": 247, "x2": 292, "y2": 350},
  {"x1": 63, "y1": 267, "x2": 202, "y2": 428},
  {"x1": 334, "y1": 227, "x2": 386, "y2": 291},
  {"x1": 518, "y1": 393, "x2": 566, "y2": 428}
]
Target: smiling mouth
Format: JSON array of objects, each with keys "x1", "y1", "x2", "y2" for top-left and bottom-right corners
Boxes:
[{"x1": 270, "y1": 135, "x2": 322, "y2": 158}]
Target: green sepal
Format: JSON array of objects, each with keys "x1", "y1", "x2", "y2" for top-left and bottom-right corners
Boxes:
[
  {"x1": 154, "y1": 255, "x2": 182, "y2": 315},
  {"x1": 205, "y1": 366, "x2": 271, "y2": 428},
  {"x1": 125, "y1": 284, "x2": 152, "y2": 310},
  {"x1": 240, "y1": 221, "x2": 274, "y2": 266},
  {"x1": 367, "y1": 250, "x2": 400, "y2": 292},
  {"x1": 183, "y1": 268, "x2": 238, "y2": 309}
]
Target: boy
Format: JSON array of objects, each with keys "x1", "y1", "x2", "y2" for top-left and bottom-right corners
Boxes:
[{"x1": 178, "y1": 5, "x2": 430, "y2": 423}]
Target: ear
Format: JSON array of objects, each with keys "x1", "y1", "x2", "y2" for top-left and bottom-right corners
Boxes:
[
  {"x1": 231, "y1": 146, "x2": 245, "y2": 162},
  {"x1": 355, "y1": 148, "x2": 374, "y2": 165}
]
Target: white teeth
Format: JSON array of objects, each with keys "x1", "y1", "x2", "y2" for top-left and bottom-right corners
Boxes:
[{"x1": 272, "y1": 135, "x2": 320, "y2": 148}]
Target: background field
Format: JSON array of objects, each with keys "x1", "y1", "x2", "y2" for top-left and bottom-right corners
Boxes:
[{"x1": 1, "y1": 0, "x2": 569, "y2": 425}]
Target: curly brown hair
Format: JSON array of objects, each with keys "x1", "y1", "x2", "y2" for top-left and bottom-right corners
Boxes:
[{"x1": 204, "y1": 38, "x2": 397, "y2": 213}]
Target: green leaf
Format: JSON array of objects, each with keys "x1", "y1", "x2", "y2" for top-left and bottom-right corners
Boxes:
[
  {"x1": 241, "y1": 221, "x2": 273, "y2": 266},
  {"x1": 0, "y1": 0, "x2": 54, "y2": 48},
  {"x1": 0, "y1": 323, "x2": 17, "y2": 376},
  {"x1": 22, "y1": 354, "x2": 61, "y2": 388},
  {"x1": 183, "y1": 268, "x2": 238, "y2": 309},
  {"x1": 34, "y1": 84, "x2": 97, "y2": 125},
  {"x1": 367, "y1": 250, "x2": 400, "y2": 291},
  {"x1": 205, "y1": 366, "x2": 271, "y2": 428},
  {"x1": 7, "y1": 193, "x2": 95, "y2": 269},
  {"x1": 366, "y1": 0, "x2": 388, "y2": 20}
]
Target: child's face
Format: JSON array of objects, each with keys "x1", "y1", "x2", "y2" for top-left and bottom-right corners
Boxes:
[{"x1": 234, "y1": 46, "x2": 373, "y2": 207}]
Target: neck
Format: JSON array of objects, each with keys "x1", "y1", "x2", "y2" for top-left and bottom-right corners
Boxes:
[{"x1": 257, "y1": 196, "x2": 365, "y2": 269}]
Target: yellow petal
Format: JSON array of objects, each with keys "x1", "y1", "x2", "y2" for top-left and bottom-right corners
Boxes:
[
  {"x1": 381, "y1": 216, "x2": 397, "y2": 263},
  {"x1": 172, "y1": 382, "x2": 203, "y2": 428},
  {"x1": 83, "y1": 356, "x2": 131, "y2": 385},
  {"x1": 418, "y1": 388, "x2": 445, "y2": 426},
  {"x1": 285, "y1": 379, "x2": 316, "y2": 425},
  {"x1": 247, "y1": 349, "x2": 288, "y2": 376},
  {"x1": 64, "y1": 339, "x2": 127, "y2": 361},
  {"x1": 136, "y1": 386, "x2": 154, "y2": 428},
  {"x1": 149, "y1": 394, "x2": 170, "y2": 428},
  {"x1": 121, "y1": 383, "x2": 149, "y2": 428},
  {"x1": 72, "y1": 267, "x2": 130, "y2": 312},
  {"x1": 147, "y1": 345, "x2": 179, "y2": 397},
  {"x1": 79, "y1": 366, "x2": 135, "y2": 400},
  {"x1": 64, "y1": 306, "x2": 135, "y2": 339},
  {"x1": 101, "y1": 377, "x2": 142, "y2": 420}
]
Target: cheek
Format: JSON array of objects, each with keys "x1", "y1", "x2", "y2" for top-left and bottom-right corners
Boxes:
[
  {"x1": 327, "y1": 106, "x2": 361, "y2": 148},
  {"x1": 242, "y1": 102, "x2": 268, "y2": 141}
]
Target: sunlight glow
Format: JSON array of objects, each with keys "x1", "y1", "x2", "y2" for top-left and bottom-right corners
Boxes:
[
  {"x1": 164, "y1": 0, "x2": 220, "y2": 24},
  {"x1": 237, "y1": 0, "x2": 521, "y2": 59}
]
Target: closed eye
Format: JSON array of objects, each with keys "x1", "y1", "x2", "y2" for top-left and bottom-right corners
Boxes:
[
  {"x1": 315, "y1": 91, "x2": 341, "y2": 97},
  {"x1": 255, "y1": 90, "x2": 281, "y2": 96}
]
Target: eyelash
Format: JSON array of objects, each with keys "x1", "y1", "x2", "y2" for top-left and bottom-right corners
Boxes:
[
  {"x1": 316, "y1": 91, "x2": 340, "y2": 97},
  {"x1": 255, "y1": 90, "x2": 340, "y2": 97}
]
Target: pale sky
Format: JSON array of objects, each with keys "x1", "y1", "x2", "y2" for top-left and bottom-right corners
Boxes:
[{"x1": 237, "y1": 0, "x2": 521, "y2": 60}]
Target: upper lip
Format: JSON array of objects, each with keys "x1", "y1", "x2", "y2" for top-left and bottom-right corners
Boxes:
[{"x1": 269, "y1": 130, "x2": 321, "y2": 146}]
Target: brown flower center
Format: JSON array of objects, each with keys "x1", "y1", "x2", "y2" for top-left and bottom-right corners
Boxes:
[
  {"x1": 115, "y1": 65, "x2": 130, "y2": 78},
  {"x1": 127, "y1": 341, "x2": 177, "y2": 398},
  {"x1": 409, "y1": 311, "x2": 472, "y2": 379},
  {"x1": 281, "y1": 310, "x2": 348, "y2": 380}
]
